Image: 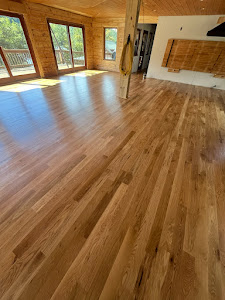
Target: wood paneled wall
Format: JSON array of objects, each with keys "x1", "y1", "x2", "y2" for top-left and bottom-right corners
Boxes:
[
  {"x1": 0, "y1": 1, "x2": 156, "y2": 76},
  {"x1": 92, "y1": 18, "x2": 125, "y2": 72},
  {"x1": 162, "y1": 38, "x2": 225, "y2": 76},
  {"x1": 0, "y1": 0, "x2": 94, "y2": 77}
]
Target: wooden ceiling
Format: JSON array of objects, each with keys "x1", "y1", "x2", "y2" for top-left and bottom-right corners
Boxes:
[{"x1": 26, "y1": 0, "x2": 225, "y2": 18}]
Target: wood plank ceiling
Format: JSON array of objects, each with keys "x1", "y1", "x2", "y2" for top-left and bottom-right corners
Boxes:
[{"x1": 26, "y1": 0, "x2": 225, "y2": 18}]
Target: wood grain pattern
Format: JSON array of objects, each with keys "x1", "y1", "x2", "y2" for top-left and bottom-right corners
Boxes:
[
  {"x1": 162, "y1": 39, "x2": 225, "y2": 76},
  {"x1": 92, "y1": 18, "x2": 125, "y2": 72},
  {"x1": 0, "y1": 0, "x2": 94, "y2": 78},
  {"x1": 161, "y1": 39, "x2": 174, "y2": 67},
  {"x1": 26, "y1": 0, "x2": 225, "y2": 18},
  {"x1": 0, "y1": 71, "x2": 225, "y2": 299},
  {"x1": 119, "y1": 0, "x2": 141, "y2": 99}
]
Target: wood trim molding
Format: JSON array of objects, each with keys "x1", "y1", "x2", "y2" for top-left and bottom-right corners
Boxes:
[
  {"x1": 47, "y1": 18, "x2": 85, "y2": 29},
  {"x1": 168, "y1": 68, "x2": 180, "y2": 73},
  {"x1": 58, "y1": 66, "x2": 86, "y2": 74}
]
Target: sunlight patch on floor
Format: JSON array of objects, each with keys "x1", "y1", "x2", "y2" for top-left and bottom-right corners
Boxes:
[
  {"x1": 25, "y1": 79, "x2": 64, "y2": 86},
  {"x1": 65, "y1": 70, "x2": 108, "y2": 77},
  {"x1": 0, "y1": 78, "x2": 64, "y2": 93},
  {"x1": 0, "y1": 70, "x2": 108, "y2": 93}
]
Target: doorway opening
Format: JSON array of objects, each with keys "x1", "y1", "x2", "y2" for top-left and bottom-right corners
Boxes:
[
  {"x1": 48, "y1": 19, "x2": 86, "y2": 74},
  {"x1": 0, "y1": 11, "x2": 39, "y2": 84},
  {"x1": 132, "y1": 23, "x2": 157, "y2": 74}
]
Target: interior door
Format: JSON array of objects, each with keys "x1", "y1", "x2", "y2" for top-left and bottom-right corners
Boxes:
[{"x1": 138, "y1": 30, "x2": 148, "y2": 70}]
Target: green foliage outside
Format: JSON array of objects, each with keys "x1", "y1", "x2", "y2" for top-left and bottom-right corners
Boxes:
[
  {"x1": 50, "y1": 23, "x2": 84, "y2": 66},
  {"x1": 50, "y1": 23, "x2": 85, "y2": 67},
  {"x1": 105, "y1": 28, "x2": 117, "y2": 43},
  {"x1": 0, "y1": 15, "x2": 85, "y2": 68},
  {"x1": 50, "y1": 23, "x2": 84, "y2": 53},
  {"x1": 0, "y1": 16, "x2": 84, "y2": 52},
  {"x1": 0, "y1": 16, "x2": 27, "y2": 49},
  {"x1": 69, "y1": 26, "x2": 84, "y2": 52}
]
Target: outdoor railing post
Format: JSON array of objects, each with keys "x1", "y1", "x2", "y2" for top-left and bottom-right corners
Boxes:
[{"x1": 0, "y1": 47, "x2": 13, "y2": 77}]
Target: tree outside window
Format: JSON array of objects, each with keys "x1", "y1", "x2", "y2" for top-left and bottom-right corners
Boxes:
[{"x1": 104, "y1": 28, "x2": 117, "y2": 60}]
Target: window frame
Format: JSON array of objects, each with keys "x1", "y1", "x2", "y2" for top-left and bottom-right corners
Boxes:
[
  {"x1": 0, "y1": 10, "x2": 39, "y2": 85},
  {"x1": 47, "y1": 19, "x2": 87, "y2": 74},
  {"x1": 103, "y1": 27, "x2": 118, "y2": 61}
]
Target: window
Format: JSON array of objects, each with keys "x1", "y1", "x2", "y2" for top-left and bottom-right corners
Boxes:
[
  {"x1": 104, "y1": 28, "x2": 117, "y2": 61},
  {"x1": 48, "y1": 20, "x2": 86, "y2": 72},
  {"x1": 0, "y1": 11, "x2": 38, "y2": 83}
]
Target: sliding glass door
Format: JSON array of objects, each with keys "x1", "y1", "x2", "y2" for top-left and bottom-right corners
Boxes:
[
  {"x1": 0, "y1": 52, "x2": 10, "y2": 79},
  {"x1": 0, "y1": 11, "x2": 39, "y2": 83},
  {"x1": 69, "y1": 26, "x2": 85, "y2": 67},
  {"x1": 49, "y1": 23, "x2": 72, "y2": 70},
  {"x1": 48, "y1": 20, "x2": 86, "y2": 72}
]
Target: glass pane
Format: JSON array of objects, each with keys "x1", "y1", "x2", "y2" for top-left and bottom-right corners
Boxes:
[
  {"x1": 0, "y1": 54, "x2": 9, "y2": 78},
  {"x1": 49, "y1": 23, "x2": 73, "y2": 70},
  {"x1": 104, "y1": 28, "x2": 117, "y2": 60},
  {"x1": 69, "y1": 26, "x2": 85, "y2": 67},
  {"x1": 0, "y1": 15, "x2": 36, "y2": 76}
]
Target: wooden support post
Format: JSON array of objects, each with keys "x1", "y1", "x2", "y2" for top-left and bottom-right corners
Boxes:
[{"x1": 119, "y1": 0, "x2": 141, "y2": 99}]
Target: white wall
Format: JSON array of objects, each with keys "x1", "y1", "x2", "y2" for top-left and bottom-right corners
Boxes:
[
  {"x1": 132, "y1": 24, "x2": 156, "y2": 73},
  {"x1": 147, "y1": 15, "x2": 225, "y2": 90}
]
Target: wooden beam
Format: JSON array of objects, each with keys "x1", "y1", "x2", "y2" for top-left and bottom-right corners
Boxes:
[
  {"x1": 138, "y1": 15, "x2": 158, "y2": 24},
  {"x1": 119, "y1": 0, "x2": 141, "y2": 99}
]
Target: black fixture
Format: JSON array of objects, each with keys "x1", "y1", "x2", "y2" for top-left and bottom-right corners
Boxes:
[{"x1": 207, "y1": 22, "x2": 225, "y2": 37}]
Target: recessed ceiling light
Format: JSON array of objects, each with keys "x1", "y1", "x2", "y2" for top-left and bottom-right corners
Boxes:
[
  {"x1": 201, "y1": 7, "x2": 205, "y2": 10},
  {"x1": 153, "y1": 9, "x2": 156, "y2": 11}
]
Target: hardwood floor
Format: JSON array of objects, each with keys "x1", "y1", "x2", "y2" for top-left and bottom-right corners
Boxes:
[{"x1": 0, "y1": 70, "x2": 225, "y2": 299}]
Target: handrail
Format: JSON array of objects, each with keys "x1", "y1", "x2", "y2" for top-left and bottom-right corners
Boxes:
[
  {"x1": 0, "y1": 48, "x2": 85, "y2": 70},
  {"x1": 1, "y1": 48, "x2": 33, "y2": 68},
  {"x1": 3, "y1": 49, "x2": 30, "y2": 53},
  {"x1": 54, "y1": 49, "x2": 85, "y2": 65}
]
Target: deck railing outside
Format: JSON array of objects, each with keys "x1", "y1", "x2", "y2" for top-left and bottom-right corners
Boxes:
[
  {"x1": 2, "y1": 49, "x2": 33, "y2": 68},
  {"x1": 0, "y1": 48, "x2": 85, "y2": 78},
  {"x1": 54, "y1": 49, "x2": 85, "y2": 66},
  {"x1": 0, "y1": 48, "x2": 35, "y2": 78}
]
